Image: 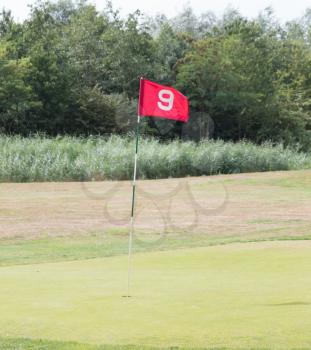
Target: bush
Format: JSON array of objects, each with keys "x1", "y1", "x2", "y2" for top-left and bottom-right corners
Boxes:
[{"x1": 0, "y1": 135, "x2": 309, "y2": 182}]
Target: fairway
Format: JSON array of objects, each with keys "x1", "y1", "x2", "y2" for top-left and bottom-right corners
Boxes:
[
  {"x1": 0, "y1": 170, "x2": 311, "y2": 349},
  {"x1": 1, "y1": 241, "x2": 311, "y2": 349}
]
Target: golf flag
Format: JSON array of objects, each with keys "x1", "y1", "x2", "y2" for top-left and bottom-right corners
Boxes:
[
  {"x1": 138, "y1": 79, "x2": 189, "y2": 122},
  {"x1": 127, "y1": 78, "x2": 189, "y2": 297}
]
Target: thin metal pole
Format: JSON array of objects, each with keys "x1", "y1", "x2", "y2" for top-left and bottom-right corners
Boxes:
[{"x1": 127, "y1": 114, "x2": 140, "y2": 297}]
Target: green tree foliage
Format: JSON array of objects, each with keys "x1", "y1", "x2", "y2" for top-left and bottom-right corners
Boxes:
[
  {"x1": 0, "y1": 1, "x2": 311, "y2": 149},
  {"x1": 0, "y1": 40, "x2": 40, "y2": 133},
  {"x1": 176, "y1": 10, "x2": 311, "y2": 149},
  {"x1": 101, "y1": 9, "x2": 155, "y2": 97}
]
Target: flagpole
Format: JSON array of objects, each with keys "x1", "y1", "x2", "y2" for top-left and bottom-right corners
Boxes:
[
  {"x1": 127, "y1": 111, "x2": 141, "y2": 297},
  {"x1": 125, "y1": 77, "x2": 188, "y2": 297}
]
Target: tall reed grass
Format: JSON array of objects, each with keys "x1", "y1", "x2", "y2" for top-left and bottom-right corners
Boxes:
[{"x1": 0, "y1": 135, "x2": 309, "y2": 182}]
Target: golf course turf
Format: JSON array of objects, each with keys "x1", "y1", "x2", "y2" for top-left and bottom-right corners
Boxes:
[
  {"x1": 0, "y1": 170, "x2": 311, "y2": 349},
  {"x1": 1, "y1": 242, "x2": 311, "y2": 349}
]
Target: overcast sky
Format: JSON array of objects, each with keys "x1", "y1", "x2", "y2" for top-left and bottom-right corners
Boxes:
[{"x1": 1, "y1": 0, "x2": 310, "y2": 22}]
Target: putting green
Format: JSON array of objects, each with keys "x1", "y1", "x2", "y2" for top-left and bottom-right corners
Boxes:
[{"x1": 1, "y1": 241, "x2": 311, "y2": 349}]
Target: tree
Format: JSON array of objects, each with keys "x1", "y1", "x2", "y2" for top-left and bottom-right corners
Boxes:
[
  {"x1": 0, "y1": 0, "x2": 310, "y2": 147},
  {"x1": 101, "y1": 10, "x2": 155, "y2": 98},
  {"x1": 0, "y1": 40, "x2": 39, "y2": 133}
]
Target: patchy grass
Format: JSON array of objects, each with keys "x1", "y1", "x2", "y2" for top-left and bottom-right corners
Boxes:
[{"x1": 0, "y1": 170, "x2": 311, "y2": 266}]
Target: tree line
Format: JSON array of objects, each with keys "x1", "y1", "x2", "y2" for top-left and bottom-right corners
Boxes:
[{"x1": 0, "y1": 1, "x2": 311, "y2": 149}]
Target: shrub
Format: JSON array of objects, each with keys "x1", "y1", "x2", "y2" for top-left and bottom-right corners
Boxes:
[{"x1": 0, "y1": 135, "x2": 309, "y2": 182}]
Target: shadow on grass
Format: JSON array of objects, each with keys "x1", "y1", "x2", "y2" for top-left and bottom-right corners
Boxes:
[{"x1": 265, "y1": 301, "x2": 311, "y2": 307}]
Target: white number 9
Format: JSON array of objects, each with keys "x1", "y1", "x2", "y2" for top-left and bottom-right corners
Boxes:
[{"x1": 157, "y1": 89, "x2": 174, "y2": 111}]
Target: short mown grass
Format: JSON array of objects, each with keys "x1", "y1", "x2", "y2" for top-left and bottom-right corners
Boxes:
[
  {"x1": 0, "y1": 337, "x2": 270, "y2": 350},
  {"x1": 1, "y1": 231, "x2": 311, "y2": 267},
  {"x1": 0, "y1": 337, "x2": 298, "y2": 350},
  {"x1": 0, "y1": 337, "x2": 168, "y2": 350},
  {"x1": 1, "y1": 242, "x2": 311, "y2": 349},
  {"x1": 0, "y1": 135, "x2": 309, "y2": 182}
]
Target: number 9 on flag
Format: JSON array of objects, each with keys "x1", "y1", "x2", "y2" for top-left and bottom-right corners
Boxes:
[{"x1": 138, "y1": 79, "x2": 189, "y2": 123}]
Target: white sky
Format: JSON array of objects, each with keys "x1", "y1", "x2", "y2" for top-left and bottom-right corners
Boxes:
[{"x1": 1, "y1": 0, "x2": 310, "y2": 22}]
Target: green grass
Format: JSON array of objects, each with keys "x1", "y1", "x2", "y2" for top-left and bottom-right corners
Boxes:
[
  {"x1": 2, "y1": 338, "x2": 308, "y2": 350},
  {"x1": 0, "y1": 337, "x2": 276, "y2": 350},
  {"x1": 1, "y1": 231, "x2": 311, "y2": 267},
  {"x1": 0, "y1": 135, "x2": 309, "y2": 182},
  {"x1": 1, "y1": 242, "x2": 311, "y2": 349},
  {"x1": 0, "y1": 337, "x2": 174, "y2": 350}
]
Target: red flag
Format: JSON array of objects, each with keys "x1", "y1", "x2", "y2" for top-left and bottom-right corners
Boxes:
[{"x1": 138, "y1": 79, "x2": 189, "y2": 123}]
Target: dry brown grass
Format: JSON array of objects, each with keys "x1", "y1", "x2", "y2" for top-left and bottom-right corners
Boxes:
[{"x1": 0, "y1": 170, "x2": 310, "y2": 242}]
